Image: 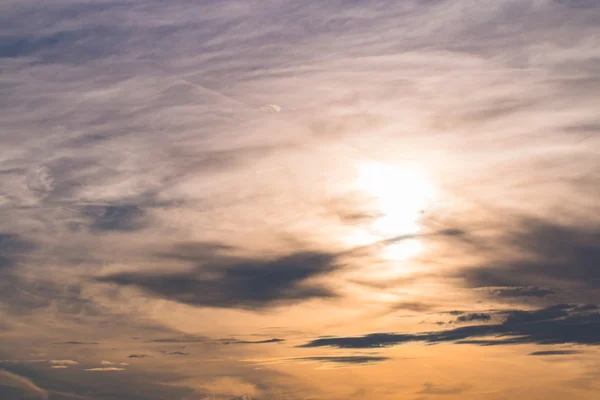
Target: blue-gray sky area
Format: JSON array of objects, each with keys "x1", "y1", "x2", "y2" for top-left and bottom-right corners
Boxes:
[{"x1": 1, "y1": 1, "x2": 599, "y2": 399}]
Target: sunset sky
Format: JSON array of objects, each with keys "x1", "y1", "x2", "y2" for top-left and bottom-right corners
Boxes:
[{"x1": 1, "y1": 1, "x2": 599, "y2": 399}]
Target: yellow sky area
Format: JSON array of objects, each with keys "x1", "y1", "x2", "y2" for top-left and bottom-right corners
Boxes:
[{"x1": 236, "y1": 343, "x2": 599, "y2": 400}]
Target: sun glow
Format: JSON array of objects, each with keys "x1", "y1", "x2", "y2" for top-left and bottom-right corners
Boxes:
[{"x1": 353, "y1": 161, "x2": 436, "y2": 260}]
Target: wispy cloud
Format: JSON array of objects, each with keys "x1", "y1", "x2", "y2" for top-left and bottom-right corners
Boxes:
[
  {"x1": 418, "y1": 382, "x2": 470, "y2": 395},
  {"x1": 1, "y1": 0, "x2": 599, "y2": 398}
]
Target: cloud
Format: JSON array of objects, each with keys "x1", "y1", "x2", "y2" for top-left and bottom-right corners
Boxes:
[
  {"x1": 1, "y1": 361, "x2": 197, "y2": 399},
  {"x1": 95, "y1": 250, "x2": 340, "y2": 310},
  {"x1": 0, "y1": 275, "x2": 103, "y2": 319},
  {"x1": 128, "y1": 354, "x2": 152, "y2": 359},
  {"x1": 488, "y1": 286, "x2": 556, "y2": 298},
  {"x1": 292, "y1": 356, "x2": 390, "y2": 366},
  {"x1": 100, "y1": 361, "x2": 113, "y2": 365},
  {"x1": 394, "y1": 302, "x2": 435, "y2": 313},
  {"x1": 0, "y1": 233, "x2": 35, "y2": 270},
  {"x1": 0, "y1": 370, "x2": 48, "y2": 400},
  {"x1": 462, "y1": 220, "x2": 600, "y2": 291},
  {"x1": 147, "y1": 335, "x2": 206, "y2": 343},
  {"x1": 49, "y1": 360, "x2": 79, "y2": 365},
  {"x1": 164, "y1": 351, "x2": 188, "y2": 356},
  {"x1": 83, "y1": 205, "x2": 146, "y2": 232},
  {"x1": 528, "y1": 350, "x2": 583, "y2": 356},
  {"x1": 0, "y1": 27, "x2": 122, "y2": 63},
  {"x1": 455, "y1": 313, "x2": 491, "y2": 323},
  {"x1": 444, "y1": 311, "x2": 465, "y2": 316},
  {"x1": 556, "y1": 0, "x2": 600, "y2": 9},
  {"x1": 300, "y1": 304, "x2": 600, "y2": 348},
  {"x1": 217, "y1": 338, "x2": 284, "y2": 345},
  {"x1": 52, "y1": 342, "x2": 99, "y2": 345},
  {"x1": 84, "y1": 367, "x2": 126, "y2": 372},
  {"x1": 418, "y1": 382, "x2": 469, "y2": 395},
  {"x1": 0, "y1": 0, "x2": 599, "y2": 398}
]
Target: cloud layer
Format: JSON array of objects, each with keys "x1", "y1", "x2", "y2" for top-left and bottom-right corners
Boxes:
[{"x1": 1, "y1": 0, "x2": 599, "y2": 399}]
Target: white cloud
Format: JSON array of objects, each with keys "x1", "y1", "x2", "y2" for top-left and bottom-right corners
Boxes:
[{"x1": 50, "y1": 360, "x2": 79, "y2": 365}]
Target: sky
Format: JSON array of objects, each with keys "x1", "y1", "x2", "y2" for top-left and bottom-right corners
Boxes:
[{"x1": 0, "y1": 0, "x2": 599, "y2": 399}]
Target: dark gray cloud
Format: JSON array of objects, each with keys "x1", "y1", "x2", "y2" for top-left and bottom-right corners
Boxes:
[
  {"x1": 293, "y1": 356, "x2": 390, "y2": 365},
  {"x1": 148, "y1": 335, "x2": 283, "y2": 345},
  {"x1": 52, "y1": 342, "x2": 99, "y2": 345},
  {"x1": 462, "y1": 220, "x2": 600, "y2": 291},
  {"x1": 127, "y1": 354, "x2": 152, "y2": 359},
  {"x1": 0, "y1": 233, "x2": 35, "y2": 269},
  {"x1": 455, "y1": 313, "x2": 491, "y2": 323},
  {"x1": 528, "y1": 350, "x2": 582, "y2": 356},
  {"x1": 147, "y1": 335, "x2": 206, "y2": 344},
  {"x1": 83, "y1": 205, "x2": 146, "y2": 232},
  {"x1": 217, "y1": 338, "x2": 284, "y2": 345},
  {"x1": 0, "y1": 28, "x2": 122, "y2": 63},
  {"x1": 220, "y1": 338, "x2": 285, "y2": 345},
  {"x1": 95, "y1": 249, "x2": 340, "y2": 310},
  {"x1": 444, "y1": 311, "x2": 465, "y2": 316},
  {"x1": 300, "y1": 304, "x2": 600, "y2": 348},
  {"x1": 488, "y1": 286, "x2": 556, "y2": 298}
]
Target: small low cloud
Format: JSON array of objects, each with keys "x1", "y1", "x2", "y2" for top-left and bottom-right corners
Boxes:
[
  {"x1": 85, "y1": 367, "x2": 126, "y2": 371},
  {"x1": 293, "y1": 356, "x2": 390, "y2": 366},
  {"x1": 148, "y1": 335, "x2": 206, "y2": 343},
  {"x1": 394, "y1": 302, "x2": 434, "y2": 313},
  {"x1": 456, "y1": 313, "x2": 492, "y2": 323},
  {"x1": 528, "y1": 350, "x2": 583, "y2": 356},
  {"x1": 419, "y1": 382, "x2": 470, "y2": 395},
  {"x1": 50, "y1": 360, "x2": 79, "y2": 365},
  {"x1": 84, "y1": 205, "x2": 146, "y2": 232},
  {"x1": 488, "y1": 286, "x2": 556, "y2": 298},
  {"x1": 50, "y1": 366, "x2": 68, "y2": 369},
  {"x1": 52, "y1": 341, "x2": 99, "y2": 345},
  {"x1": 128, "y1": 354, "x2": 153, "y2": 358},
  {"x1": 217, "y1": 338, "x2": 284, "y2": 345},
  {"x1": 441, "y1": 311, "x2": 465, "y2": 316},
  {"x1": 100, "y1": 360, "x2": 114, "y2": 365}
]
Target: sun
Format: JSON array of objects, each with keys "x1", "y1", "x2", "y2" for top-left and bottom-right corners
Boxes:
[{"x1": 352, "y1": 161, "x2": 436, "y2": 260}]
